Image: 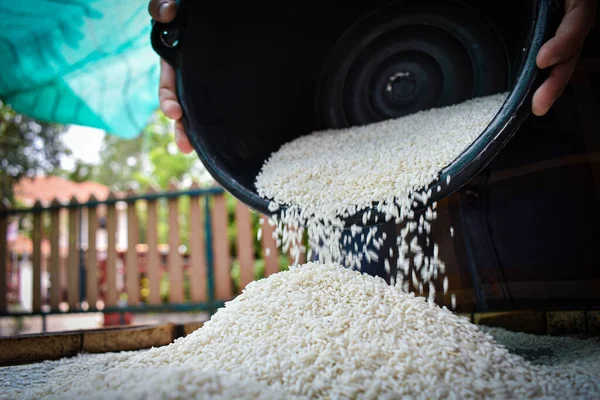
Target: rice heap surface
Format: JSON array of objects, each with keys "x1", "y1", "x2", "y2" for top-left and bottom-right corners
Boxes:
[
  {"x1": 3, "y1": 324, "x2": 599, "y2": 400},
  {"x1": 481, "y1": 326, "x2": 600, "y2": 370},
  {"x1": 1, "y1": 353, "x2": 301, "y2": 400},
  {"x1": 126, "y1": 264, "x2": 599, "y2": 399},
  {"x1": 5, "y1": 264, "x2": 593, "y2": 400},
  {"x1": 1, "y1": 352, "x2": 134, "y2": 399},
  {"x1": 255, "y1": 94, "x2": 506, "y2": 288}
]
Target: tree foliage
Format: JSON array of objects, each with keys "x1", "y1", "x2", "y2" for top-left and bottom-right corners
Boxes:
[
  {"x1": 92, "y1": 131, "x2": 145, "y2": 192},
  {"x1": 133, "y1": 113, "x2": 209, "y2": 190},
  {"x1": 0, "y1": 99, "x2": 70, "y2": 202},
  {"x1": 92, "y1": 112, "x2": 212, "y2": 192},
  {"x1": 59, "y1": 159, "x2": 99, "y2": 183}
]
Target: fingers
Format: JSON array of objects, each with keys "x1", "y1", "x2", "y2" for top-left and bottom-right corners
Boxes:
[
  {"x1": 159, "y1": 57, "x2": 192, "y2": 153},
  {"x1": 536, "y1": 0, "x2": 596, "y2": 69},
  {"x1": 532, "y1": 54, "x2": 578, "y2": 116},
  {"x1": 150, "y1": 2, "x2": 191, "y2": 153},
  {"x1": 159, "y1": 59, "x2": 182, "y2": 120},
  {"x1": 175, "y1": 120, "x2": 194, "y2": 154},
  {"x1": 533, "y1": 0, "x2": 596, "y2": 116},
  {"x1": 148, "y1": 0, "x2": 177, "y2": 23}
]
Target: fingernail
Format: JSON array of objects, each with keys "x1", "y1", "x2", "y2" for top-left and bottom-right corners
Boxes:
[
  {"x1": 533, "y1": 102, "x2": 549, "y2": 117},
  {"x1": 159, "y1": 1, "x2": 172, "y2": 19},
  {"x1": 548, "y1": 57, "x2": 561, "y2": 67},
  {"x1": 175, "y1": 124, "x2": 185, "y2": 142}
]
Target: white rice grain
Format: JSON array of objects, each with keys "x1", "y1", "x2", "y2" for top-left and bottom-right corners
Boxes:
[{"x1": 255, "y1": 93, "x2": 507, "y2": 288}]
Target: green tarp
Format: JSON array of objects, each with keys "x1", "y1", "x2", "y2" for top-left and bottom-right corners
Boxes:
[{"x1": 0, "y1": 0, "x2": 160, "y2": 138}]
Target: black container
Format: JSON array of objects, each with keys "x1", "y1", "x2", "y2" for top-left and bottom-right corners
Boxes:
[{"x1": 151, "y1": 0, "x2": 559, "y2": 222}]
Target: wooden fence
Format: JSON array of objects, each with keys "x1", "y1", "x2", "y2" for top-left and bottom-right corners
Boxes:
[{"x1": 0, "y1": 185, "x2": 305, "y2": 327}]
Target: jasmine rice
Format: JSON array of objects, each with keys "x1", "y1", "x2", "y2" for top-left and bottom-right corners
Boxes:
[
  {"x1": 256, "y1": 94, "x2": 507, "y2": 222},
  {"x1": 255, "y1": 93, "x2": 507, "y2": 293},
  {"x1": 4, "y1": 264, "x2": 599, "y2": 399},
  {"x1": 5, "y1": 94, "x2": 597, "y2": 400}
]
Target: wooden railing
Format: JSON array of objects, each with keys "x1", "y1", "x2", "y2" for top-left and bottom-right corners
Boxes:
[{"x1": 0, "y1": 186, "x2": 305, "y2": 327}]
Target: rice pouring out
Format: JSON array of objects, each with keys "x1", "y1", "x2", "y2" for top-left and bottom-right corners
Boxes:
[
  {"x1": 256, "y1": 94, "x2": 507, "y2": 222},
  {"x1": 255, "y1": 93, "x2": 508, "y2": 297}
]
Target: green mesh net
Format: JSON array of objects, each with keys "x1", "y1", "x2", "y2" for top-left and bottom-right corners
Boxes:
[{"x1": 0, "y1": 0, "x2": 160, "y2": 139}]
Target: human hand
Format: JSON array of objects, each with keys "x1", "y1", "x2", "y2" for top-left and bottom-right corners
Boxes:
[
  {"x1": 533, "y1": 0, "x2": 596, "y2": 116},
  {"x1": 149, "y1": 0, "x2": 194, "y2": 153}
]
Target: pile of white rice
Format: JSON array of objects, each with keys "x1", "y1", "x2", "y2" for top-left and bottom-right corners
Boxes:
[
  {"x1": 5, "y1": 361, "x2": 295, "y2": 400},
  {"x1": 255, "y1": 94, "x2": 507, "y2": 294},
  {"x1": 4, "y1": 264, "x2": 598, "y2": 399},
  {"x1": 4, "y1": 96, "x2": 598, "y2": 399}
]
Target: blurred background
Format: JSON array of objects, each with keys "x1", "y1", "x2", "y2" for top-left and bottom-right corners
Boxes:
[
  {"x1": 0, "y1": 100, "x2": 298, "y2": 335},
  {"x1": 0, "y1": 0, "x2": 293, "y2": 335},
  {"x1": 1, "y1": 0, "x2": 599, "y2": 337}
]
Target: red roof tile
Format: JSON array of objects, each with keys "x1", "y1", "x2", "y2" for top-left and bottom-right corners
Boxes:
[{"x1": 13, "y1": 176, "x2": 110, "y2": 206}]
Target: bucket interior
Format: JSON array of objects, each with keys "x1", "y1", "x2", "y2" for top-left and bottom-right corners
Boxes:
[{"x1": 177, "y1": 0, "x2": 540, "y2": 212}]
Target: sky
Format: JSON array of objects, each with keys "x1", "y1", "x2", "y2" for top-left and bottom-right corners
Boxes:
[{"x1": 61, "y1": 125, "x2": 105, "y2": 171}]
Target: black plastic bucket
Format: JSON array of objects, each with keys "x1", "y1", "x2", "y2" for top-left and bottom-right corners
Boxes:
[{"x1": 151, "y1": 0, "x2": 560, "y2": 220}]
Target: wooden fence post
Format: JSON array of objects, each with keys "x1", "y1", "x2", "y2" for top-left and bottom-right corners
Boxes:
[
  {"x1": 211, "y1": 191, "x2": 232, "y2": 300},
  {"x1": 236, "y1": 202, "x2": 255, "y2": 291},
  {"x1": 168, "y1": 182, "x2": 184, "y2": 304},
  {"x1": 145, "y1": 186, "x2": 161, "y2": 305},
  {"x1": 105, "y1": 191, "x2": 117, "y2": 307},
  {"x1": 126, "y1": 190, "x2": 140, "y2": 306},
  {"x1": 189, "y1": 182, "x2": 207, "y2": 302}
]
